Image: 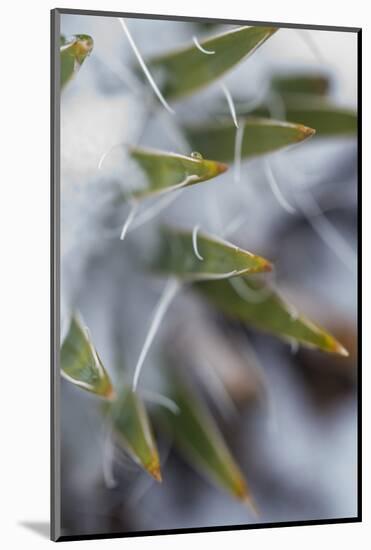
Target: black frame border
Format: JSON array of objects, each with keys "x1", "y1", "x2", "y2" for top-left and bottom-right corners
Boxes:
[{"x1": 51, "y1": 7, "x2": 362, "y2": 543}]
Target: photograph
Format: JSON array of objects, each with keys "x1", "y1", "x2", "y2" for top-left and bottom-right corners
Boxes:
[{"x1": 52, "y1": 9, "x2": 359, "y2": 541}]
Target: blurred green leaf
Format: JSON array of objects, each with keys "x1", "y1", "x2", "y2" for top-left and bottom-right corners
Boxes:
[
  {"x1": 160, "y1": 371, "x2": 254, "y2": 506},
  {"x1": 111, "y1": 387, "x2": 162, "y2": 481},
  {"x1": 185, "y1": 117, "x2": 315, "y2": 162},
  {"x1": 271, "y1": 73, "x2": 331, "y2": 96},
  {"x1": 126, "y1": 147, "x2": 228, "y2": 199},
  {"x1": 61, "y1": 316, "x2": 115, "y2": 399},
  {"x1": 150, "y1": 226, "x2": 272, "y2": 281},
  {"x1": 147, "y1": 26, "x2": 278, "y2": 101},
  {"x1": 248, "y1": 98, "x2": 357, "y2": 136},
  {"x1": 196, "y1": 278, "x2": 349, "y2": 355},
  {"x1": 60, "y1": 34, "x2": 94, "y2": 89}
]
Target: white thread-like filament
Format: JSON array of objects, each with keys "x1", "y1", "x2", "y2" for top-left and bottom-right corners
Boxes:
[
  {"x1": 140, "y1": 390, "x2": 180, "y2": 414},
  {"x1": 192, "y1": 36, "x2": 215, "y2": 55},
  {"x1": 192, "y1": 270, "x2": 238, "y2": 281},
  {"x1": 61, "y1": 370, "x2": 94, "y2": 391},
  {"x1": 120, "y1": 201, "x2": 139, "y2": 241},
  {"x1": 152, "y1": 174, "x2": 199, "y2": 197},
  {"x1": 220, "y1": 83, "x2": 239, "y2": 128},
  {"x1": 234, "y1": 121, "x2": 245, "y2": 183},
  {"x1": 130, "y1": 189, "x2": 184, "y2": 231},
  {"x1": 296, "y1": 29, "x2": 326, "y2": 65},
  {"x1": 290, "y1": 339, "x2": 299, "y2": 354},
  {"x1": 265, "y1": 160, "x2": 297, "y2": 215},
  {"x1": 229, "y1": 277, "x2": 272, "y2": 304},
  {"x1": 94, "y1": 53, "x2": 143, "y2": 94},
  {"x1": 296, "y1": 190, "x2": 356, "y2": 273},
  {"x1": 98, "y1": 142, "x2": 126, "y2": 171},
  {"x1": 192, "y1": 225, "x2": 204, "y2": 260},
  {"x1": 198, "y1": 359, "x2": 238, "y2": 421},
  {"x1": 132, "y1": 278, "x2": 180, "y2": 392},
  {"x1": 118, "y1": 18, "x2": 175, "y2": 115},
  {"x1": 223, "y1": 213, "x2": 248, "y2": 238},
  {"x1": 102, "y1": 178, "x2": 195, "y2": 239},
  {"x1": 284, "y1": 299, "x2": 299, "y2": 321}
]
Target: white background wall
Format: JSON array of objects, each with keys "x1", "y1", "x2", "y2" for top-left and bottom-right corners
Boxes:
[{"x1": 0, "y1": 0, "x2": 368, "y2": 548}]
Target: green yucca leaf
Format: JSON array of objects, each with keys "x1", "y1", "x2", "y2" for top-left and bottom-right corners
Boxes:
[
  {"x1": 185, "y1": 117, "x2": 315, "y2": 162},
  {"x1": 61, "y1": 316, "x2": 115, "y2": 399},
  {"x1": 111, "y1": 387, "x2": 162, "y2": 481},
  {"x1": 60, "y1": 34, "x2": 94, "y2": 89},
  {"x1": 150, "y1": 226, "x2": 272, "y2": 281},
  {"x1": 125, "y1": 147, "x2": 228, "y2": 200},
  {"x1": 160, "y1": 371, "x2": 254, "y2": 507},
  {"x1": 147, "y1": 26, "x2": 278, "y2": 101},
  {"x1": 248, "y1": 99, "x2": 357, "y2": 137},
  {"x1": 271, "y1": 73, "x2": 331, "y2": 96},
  {"x1": 196, "y1": 278, "x2": 349, "y2": 355}
]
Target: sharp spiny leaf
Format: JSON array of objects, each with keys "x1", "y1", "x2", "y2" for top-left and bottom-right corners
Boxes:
[
  {"x1": 196, "y1": 278, "x2": 348, "y2": 355},
  {"x1": 111, "y1": 387, "x2": 162, "y2": 481},
  {"x1": 147, "y1": 26, "x2": 278, "y2": 101},
  {"x1": 160, "y1": 370, "x2": 254, "y2": 507},
  {"x1": 123, "y1": 147, "x2": 228, "y2": 200},
  {"x1": 248, "y1": 99, "x2": 357, "y2": 137},
  {"x1": 61, "y1": 316, "x2": 115, "y2": 399},
  {"x1": 185, "y1": 117, "x2": 315, "y2": 162},
  {"x1": 150, "y1": 226, "x2": 272, "y2": 281},
  {"x1": 60, "y1": 34, "x2": 94, "y2": 89}
]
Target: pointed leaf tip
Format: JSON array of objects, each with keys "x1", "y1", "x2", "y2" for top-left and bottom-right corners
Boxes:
[
  {"x1": 147, "y1": 459, "x2": 163, "y2": 482},
  {"x1": 185, "y1": 118, "x2": 316, "y2": 163},
  {"x1": 111, "y1": 388, "x2": 162, "y2": 481},
  {"x1": 216, "y1": 161, "x2": 228, "y2": 174},
  {"x1": 60, "y1": 34, "x2": 94, "y2": 89},
  {"x1": 125, "y1": 147, "x2": 229, "y2": 200},
  {"x1": 150, "y1": 227, "x2": 273, "y2": 281},
  {"x1": 238, "y1": 97, "x2": 356, "y2": 138},
  {"x1": 197, "y1": 279, "x2": 349, "y2": 356},
  {"x1": 261, "y1": 258, "x2": 273, "y2": 272},
  {"x1": 105, "y1": 386, "x2": 117, "y2": 401},
  {"x1": 242, "y1": 495, "x2": 260, "y2": 518},
  {"x1": 161, "y1": 371, "x2": 253, "y2": 504},
  {"x1": 330, "y1": 339, "x2": 349, "y2": 357},
  {"x1": 60, "y1": 316, "x2": 114, "y2": 399},
  {"x1": 297, "y1": 124, "x2": 316, "y2": 140}
]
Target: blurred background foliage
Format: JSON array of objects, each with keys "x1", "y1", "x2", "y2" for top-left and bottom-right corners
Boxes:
[{"x1": 59, "y1": 15, "x2": 358, "y2": 538}]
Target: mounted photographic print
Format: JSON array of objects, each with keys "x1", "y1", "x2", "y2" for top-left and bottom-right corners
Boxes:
[{"x1": 51, "y1": 8, "x2": 361, "y2": 542}]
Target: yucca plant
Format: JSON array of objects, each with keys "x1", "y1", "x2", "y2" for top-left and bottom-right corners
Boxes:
[{"x1": 59, "y1": 20, "x2": 356, "y2": 529}]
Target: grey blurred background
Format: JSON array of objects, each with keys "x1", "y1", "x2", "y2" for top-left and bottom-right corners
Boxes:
[{"x1": 59, "y1": 14, "x2": 358, "y2": 537}]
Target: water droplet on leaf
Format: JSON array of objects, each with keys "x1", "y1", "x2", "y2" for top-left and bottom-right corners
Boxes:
[{"x1": 190, "y1": 151, "x2": 203, "y2": 160}]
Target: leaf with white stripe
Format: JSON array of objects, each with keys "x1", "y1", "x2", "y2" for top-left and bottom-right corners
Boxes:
[
  {"x1": 121, "y1": 147, "x2": 228, "y2": 200},
  {"x1": 160, "y1": 370, "x2": 255, "y2": 508},
  {"x1": 150, "y1": 226, "x2": 272, "y2": 281},
  {"x1": 61, "y1": 316, "x2": 114, "y2": 399},
  {"x1": 185, "y1": 117, "x2": 315, "y2": 162},
  {"x1": 146, "y1": 26, "x2": 278, "y2": 101}
]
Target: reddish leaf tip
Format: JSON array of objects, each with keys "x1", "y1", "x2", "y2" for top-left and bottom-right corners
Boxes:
[
  {"x1": 333, "y1": 341, "x2": 350, "y2": 357},
  {"x1": 105, "y1": 386, "x2": 117, "y2": 401},
  {"x1": 261, "y1": 258, "x2": 273, "y2": 272},
  {"x1": 242, "y1": 495, "x2": 260, "y2": 518},
  {"x1": 216, "y1": 161, "x2": 229, "y2": 174},
  {"x1": 266, "y1": 27, "x2": 279, "y2": 36},
  {"x1": 147, "y1": 458, "x2": 163, "y2": 482},
  {"x1": 298, "y1": 124, "x2": 316, "y2": 140}
]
